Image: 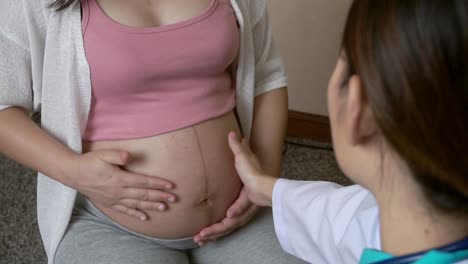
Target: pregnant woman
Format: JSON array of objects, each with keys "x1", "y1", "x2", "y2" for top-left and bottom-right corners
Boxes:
[{"x1": 0, "y1": 0, "x2": 305, "y2": 263}]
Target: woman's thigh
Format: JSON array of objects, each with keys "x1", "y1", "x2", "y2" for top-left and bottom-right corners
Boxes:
[
  {"x1": 55, "y1": 214, "x2": 189, "y2": 264},
  {"x1": 190, "y1": 208, "x2": 307, "y2": 264}
]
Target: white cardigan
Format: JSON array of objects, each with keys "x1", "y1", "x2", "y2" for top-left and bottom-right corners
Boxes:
[{"x1": 0, "y1": 1, "x2": 287, "y2": 263}]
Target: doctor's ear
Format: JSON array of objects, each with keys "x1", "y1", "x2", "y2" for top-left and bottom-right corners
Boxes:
[{"x1": 345, "y1": 75, "x2": 379, "y2": 146}]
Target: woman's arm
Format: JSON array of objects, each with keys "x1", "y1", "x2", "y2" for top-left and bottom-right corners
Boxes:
[
  {"x1": 0, "y1": 107, "x2": 77, "y2": 184},
  {"x1": 0, "y1": 107, "x2": 176, "y2": 220},
  {"x1": 250, "y1": 87, "x2": 288, "y2": 178}
]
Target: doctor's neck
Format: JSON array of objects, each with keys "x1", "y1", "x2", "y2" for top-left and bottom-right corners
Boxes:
[{"x1": 370, "y1": 150, "x2": 468, "y2": 256}]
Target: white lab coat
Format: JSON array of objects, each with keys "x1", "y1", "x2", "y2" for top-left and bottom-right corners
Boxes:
[{"x1": 272, "y1": 179, "x2": 381, "y2": 264}]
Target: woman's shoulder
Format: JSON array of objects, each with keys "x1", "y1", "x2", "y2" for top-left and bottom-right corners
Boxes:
[
  {"x1": 0, "y1": 0, "x2": 50, "y2": 48},
  {"x1": 233, "y1": 0, "x2": 268, "y2": 24},
  {"x1": 0, "y1": 0, "x2": 51, "y2": 20}
]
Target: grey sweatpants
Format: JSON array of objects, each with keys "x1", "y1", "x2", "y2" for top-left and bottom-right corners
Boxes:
[{"x1": 55, "y1": 196, "x2": 307, "y2": 264}]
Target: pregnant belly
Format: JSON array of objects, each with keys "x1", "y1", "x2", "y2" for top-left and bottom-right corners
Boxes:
[{"x1": 82, "y1": 112, "x2": 243, "y2": 239}]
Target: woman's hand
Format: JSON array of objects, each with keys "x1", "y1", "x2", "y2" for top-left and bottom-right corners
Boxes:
[
  {"x1": 227, "y1": 132, "x2": 277, "y2": 207},
  {"x1": 68, "y1": 149, "x2": 177, "y2": 221}
]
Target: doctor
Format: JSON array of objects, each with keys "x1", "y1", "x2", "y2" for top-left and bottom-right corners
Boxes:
[{"x1": 224, "y1": 0, "x2": 468, "y2": 263}]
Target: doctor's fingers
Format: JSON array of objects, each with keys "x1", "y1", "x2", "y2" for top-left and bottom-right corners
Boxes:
[
  {"x1": 227, "y1": 188, "x2": 251, "y2": 218},
  {"x1": 228, "y1": 132, "x2": 253, "y2": 156},
  {"x1": 198, "y1": 205, "x2": 258, "y2": 243}
]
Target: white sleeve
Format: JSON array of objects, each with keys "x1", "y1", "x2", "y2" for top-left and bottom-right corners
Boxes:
[
  {"x1": 0, "y1": 0, "x2": 38, "y2": 114},
  {"x1": 272, "y1": 179, "x2": 381, "y2": 264},
  {"x1": 0, "y1": 33, "x2": 33, "y2": 113},
  {"x1": 251, "y1": 4, "x2": 288, "y2": 97}
]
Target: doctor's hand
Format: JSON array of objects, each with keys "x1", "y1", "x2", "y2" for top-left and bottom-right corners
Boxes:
[
  {"x1": 193, "y1": 187, "x2": 259, "y2": 246},
  {"x1": 68, "y1": 150, "x2": 177, "y2": 221},
  {"x1": 227, "y1": 132, "x2": 277, "y2": 207}
]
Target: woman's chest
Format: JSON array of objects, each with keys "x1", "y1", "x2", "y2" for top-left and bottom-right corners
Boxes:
[
  {"x1": 81, "y1": 0, "x2": 240, "y2": 99},
  {"x1": 96, "y1": 0, "x2": 215, "y2": 28}
]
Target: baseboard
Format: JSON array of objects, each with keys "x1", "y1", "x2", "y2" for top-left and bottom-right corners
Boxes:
[{"x1": 287, "y1": 111, "x2": 331, "y2": 143}]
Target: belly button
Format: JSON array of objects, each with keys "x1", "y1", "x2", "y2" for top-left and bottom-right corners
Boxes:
[
  {"x1": 197, "y1": 195, "x2": 214, "y2": 207},
  {"x1": 198, "y1": 198, "x2": 209, "y2": 206}
]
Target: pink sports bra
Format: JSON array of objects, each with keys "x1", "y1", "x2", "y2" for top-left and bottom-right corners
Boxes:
[{"x1": 81, "y1": 0, "x2": 239, "y2": 141}]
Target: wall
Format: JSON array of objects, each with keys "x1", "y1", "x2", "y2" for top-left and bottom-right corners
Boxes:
[{"x1": 267, "y1": 0, "x2": 352, "y2": 116}]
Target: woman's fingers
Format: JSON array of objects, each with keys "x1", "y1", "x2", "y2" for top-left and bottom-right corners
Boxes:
[
  {"x1": 112, "y1": 199, "x2": 170, "y2": 220},
  {"x1": 75, "y1": 150, "x2": 179, "y2": 220},
  {"x1": 116, "y1": 175, "x2": 177, "y2": 214},
  {"x1": 118, "y1": 198, "x2": 168, "y2": 212},
  {"x1": 123, "y1": 188, "x2": 177, "y2": 204},
  {"x1": 96, "y1": 150, "x2": 129, "y2": 165},
  {"x1": 112, "y1": 204, "x2": 149, "y2": 221},
  {"x1": 120, "y1": 171, "x2": 174, "y2": 190}
]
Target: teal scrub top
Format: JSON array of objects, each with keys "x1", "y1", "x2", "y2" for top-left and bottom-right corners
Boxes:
[
  {"x1": 359, "y1": 237, "x2": 468, "y2": 264},
  {"x1": 360, "y1": 248, "x2": 468, "y2": 264}
]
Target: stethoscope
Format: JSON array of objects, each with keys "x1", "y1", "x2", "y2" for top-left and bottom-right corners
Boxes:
[{"x1": 373, "y1": 237, "x2": 468, "y2": 264}]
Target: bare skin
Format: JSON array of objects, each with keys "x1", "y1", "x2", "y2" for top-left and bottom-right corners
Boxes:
[
  {"x1": 96, "y1": 0, "x2": 213, "y2": 29},
  {"x1": 83, "y1": 112, "x2": 243, "y2": 238}
]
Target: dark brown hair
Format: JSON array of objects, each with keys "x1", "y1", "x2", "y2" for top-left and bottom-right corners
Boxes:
[
  {"x1": 49, "y1": 0, "x2": 77, "y2": 11},
  {"x1": 342, "y1": 0, "x2": 467, "y2": 214}
]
